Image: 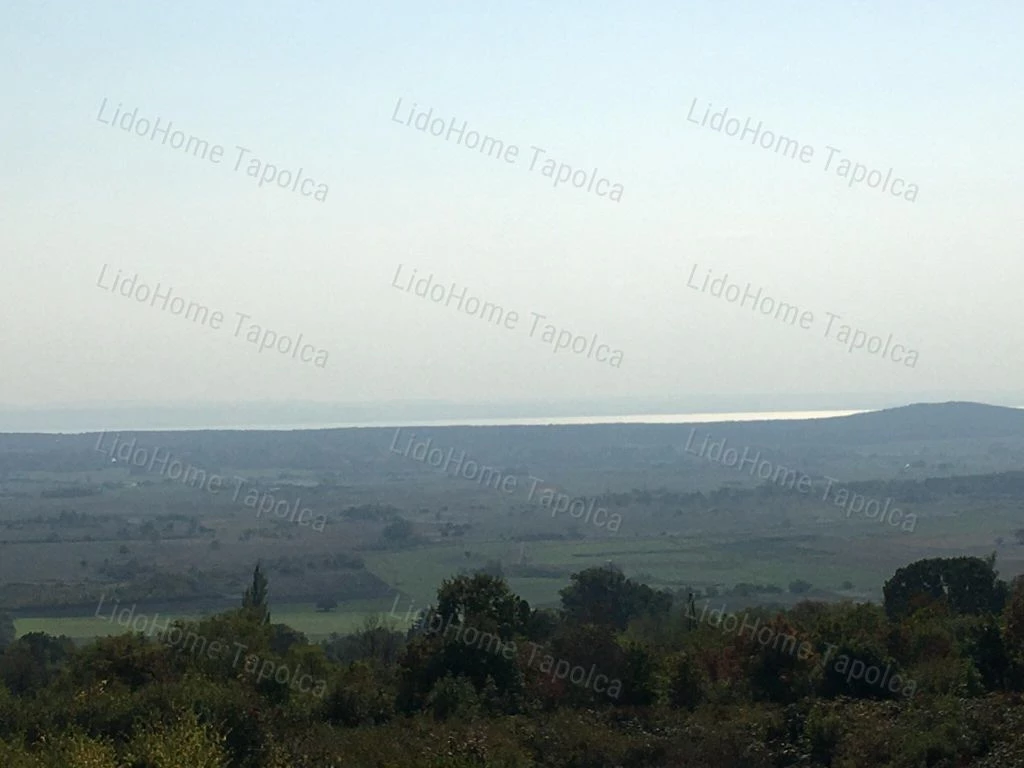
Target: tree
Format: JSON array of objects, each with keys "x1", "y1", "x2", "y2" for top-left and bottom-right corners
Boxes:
[
  {"x1": 0, "y1": 632, "x2": 76, "y2": 695},
  {"x1": 269, "y1": 623, "x2": 308, "y2": 656},
  {"x1": 744, "y1": 614, "x2": 814, "y2": 703},
  {"x1": 0, "y1": 613, "x2": 14, "y2": 652},
  {"x1": 123, "y1": 709, "x2": 229, "y2": 767},
  {"x1": 242, "y1": 562, "x2": 271, "y2": 625},
  {"x1": 1002, "y1": 576, "x2": 1024, "y2": 689},
  {"x1": 617, "y1": 641, "x2": 659, "y2": 706},
  {"x1": 560, "y1": 565, "x2": 672, "y2": 630},
  {"x1": 424, "y1": 674, "x2": 480, "y2": 721},
  {"x1": 435, "y1": 573, "x2": 531, "y2": 633},
  {"x1": 668, "y1": 651, "x2": 706, "y2": 710},
  {"x1": 883, "y1": 555, "x2": 1008, "y2": 620},
  {"x1": 789, "y1": 579, "x2": 813, "y2": 595},
  {"x1": 1005, "y1": 576, "x2": 1024, "y2": 649},
  {"x1": 316, "y1": 597, "x2": 339, "y2": 613},
  {"x1": 325, "y1": 615, "x2": 405, "y2": 666},
  {"x1": 545, "y1": 622, "x2": 625, "y2": 706},
  {"x1": 67, "y1": 632, "x2": 173, "y2": 691},
  {"x1": 381, "y1": 518, "x2": 415, "y2": 546},
  {"x1": 963, "y1": 620, "x2": 1009, "y2": 690},
  {"x1": 398, "y1": 575, "x2": 528, "y2": 712},
  {"x1": 323, "y1": 660, "x2": 397, "y2": 726}
]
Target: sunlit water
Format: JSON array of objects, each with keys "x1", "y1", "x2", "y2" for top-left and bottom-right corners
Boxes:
[
  {"x1": 8, "y1": 406, "x2": 1024, "y2": 434},
  {"x1": 6, "y1": 409, "x2": 873, "y2": 434}
]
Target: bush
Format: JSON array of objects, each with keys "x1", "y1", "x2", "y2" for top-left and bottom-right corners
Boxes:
[
  {"x1": 668, "y1": 651, "x2": 705, "y2": 710},
  {"x1": 804, "y1": 703, "x2": 843, "y2": 765},
  {"x1": 123, "y1": 709, "x2": 229, "y2": 768},
  {"x1": 425, "y1": 675, "x2": 480, "y2": 721},
  {"x1": 321, "y1": 662, "x2": 396, "y2": 726},
  {"x1": 908, "y1": 657, "x2": 982, "y2": 697},
  {"x1": 789, "y1": 580, "x2": 813, "y2": 595}
]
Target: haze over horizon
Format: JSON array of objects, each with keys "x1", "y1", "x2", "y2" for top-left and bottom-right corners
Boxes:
[
  {"x1": 3, "y1": 1, "x2": 1022, "y2": 413},
  {"x1": 5, "y1": 4, "x2": 1024, "y2": 765},
  {"x1": 3, "y1": 396, "x2": 1024, "y2": 435}
]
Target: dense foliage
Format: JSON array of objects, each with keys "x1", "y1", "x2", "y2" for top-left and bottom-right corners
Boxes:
[{"x1": 3, "y1": 556, "x2": 1024, "y2": 766}]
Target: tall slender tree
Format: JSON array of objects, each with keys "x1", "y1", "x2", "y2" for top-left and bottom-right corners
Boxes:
[
  {"x1": 0, "y1": 611, "x2": 15, "y2": 651},
  {"x1": 242, "y1": 562, "x2": 271, "y2": 625}
]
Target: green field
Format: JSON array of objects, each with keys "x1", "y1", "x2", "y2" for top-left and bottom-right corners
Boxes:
[
  {"x1": 16, "y1": 598, "x2": 410, "y2": 643},
  {"x1": 15, "y1": 615, "x2": 183, "y2": 642},
  {"x1": 359, "y1": 534, "x2": 881, "y2": 610},
  {"x1": 270, "y1": 599, "x2": 410, "y2": 640}
]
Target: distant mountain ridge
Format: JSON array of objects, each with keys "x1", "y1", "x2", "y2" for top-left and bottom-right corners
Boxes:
[
  {"x1": 0, "y1": 402, "x2": 1021, "y2": 474},
  {"x1": 2, "y1": 394, "x2": 1023, "y2": 433},
  {"x1": 736, "y1": 401, "x2": 1024, "y2": 445},
  {"x1": 825, "y1": 402, "x2": 1024, "y2": 440}
]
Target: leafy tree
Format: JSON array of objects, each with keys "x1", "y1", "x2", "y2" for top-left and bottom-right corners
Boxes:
[
  {"x1": 13, "y1": 730, "x2": 120, "y2": 768},
  {"x1": 560, "y1": 565, "x2": 672, "y2": 630},
  {"x1": 1002, "y1": 575, "x2": 1024, "y2": 689},
  {"x1": 322, "y1": 660, "x2": 396, "y2": 726},
  {"x1": 742, "y1": 614, "x2": 815, "y2": 703},
  {"x1": 325, "y1": 615, "x2": 405, "y2": 666},
  {"x1": 804, "y1": 703, "x2": 843, "y2": 765},
  {"x1": 0, "y1": 632, "x2": 75, "y2": 695},
  {"x1": 398, "y1": 575, "x2": 526, "y2": 712},
  {"x1": 67, "y1": 632, "x2": 173, "y2": 691},
  {"x1": 789, "y1": 579, "x2": 813, "y2": 595},
  {"x1": 315, "y1": 597, "x2": 338, "y2": 613},
  {"x1": 616, "y1": 641, "x2": 659, "y2": 706},
  {"x1": 961, "y1": 619, "x2": 1009, "y2": 690},
  {"x1": 883, "y1": 555, "x2": 1008, "y2": 620},
  {"x1": 123, "y1": 708, "x2": 229, "y2": 767},
  {"x1": 10, "y1": 552, "x2": 1024, "y2": 764},
  {"x1": 544, "y1": 622, "x2": 625, "y2": 707},
  {"x1": 0, "y1": 613, "x2": 14, "y2": 651},
  {"x1": 668, "y1": 651, "x2": 706, "y2": 710},
  {"x1": 436, "y1": 573, "x2": 531, "y2": 633},
  {"x1": 1005, "y1": 576, "x2": 1024, "y2": 642},
  {"x1": 818, "y1": 640, "x2": 901, "y2": 700},
  {"x1": 381, "y1": 518, "x2": 415, "y2": 545},
  {"x1": 269, "y1": 623, "x2": 308, "y2": 656},
  {"x1": 424, "y1": 674, "x2": 481, "y2": 721},
  {"x1": 522, "y1": 607, "x2": 560, "y2": 643}
]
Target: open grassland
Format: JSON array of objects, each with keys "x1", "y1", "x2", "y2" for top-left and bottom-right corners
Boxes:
[
  {"x1": 16, "y1": 599, "x2": 405, "y2": 643},
  {"x1": 7, "y1": 414, "x2": 1024, "y2": 646}
]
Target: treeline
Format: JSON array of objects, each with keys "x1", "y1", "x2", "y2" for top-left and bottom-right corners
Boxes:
[
  {"x1": 2, "y1": 555, "x2": 1024, "y2": 765},
  {"x1": 600, "y1": 468, "x2": 1024, "y2": 510}
]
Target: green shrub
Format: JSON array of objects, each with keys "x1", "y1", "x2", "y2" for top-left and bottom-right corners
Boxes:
[
  {"x1": 425, "y1": 675, "x2": 480, "y2": 722},
  {"x1": 667, "y1": 651, "x2": 705, "y2": 710},
  {"x1": 123, "y1": 709, "x2": 228, "y2": 768}
]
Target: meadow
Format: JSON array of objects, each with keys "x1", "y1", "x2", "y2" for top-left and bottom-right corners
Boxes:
[{"x1": 4, "y1": 404, "x2": 1024, "y2": 644}]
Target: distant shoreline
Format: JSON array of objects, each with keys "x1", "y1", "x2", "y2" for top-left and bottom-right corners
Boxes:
[
  {"x1": 4, "y1": 403, "x2": 1023, "y2": 436},
  {"x1": 0, "y1": 408, "x2": 873, "y2": 435}
]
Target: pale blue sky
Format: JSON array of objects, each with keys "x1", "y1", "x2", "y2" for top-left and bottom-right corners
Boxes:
[{"x1": 1, "y1": 0, "x2": 1021, "y2": 412}]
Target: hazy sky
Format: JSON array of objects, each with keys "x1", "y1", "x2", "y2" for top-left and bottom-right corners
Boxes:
[{"x1": 2, "y1": 1, "x2": 1021, "y2": 411}]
